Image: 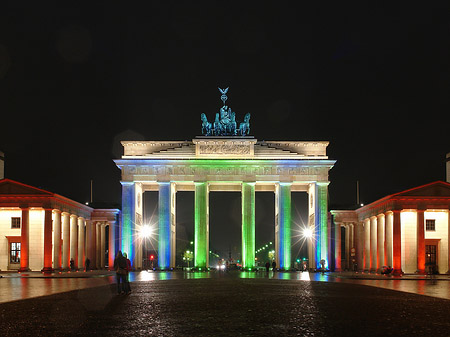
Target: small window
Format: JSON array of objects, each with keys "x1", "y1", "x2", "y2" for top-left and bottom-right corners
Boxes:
[
  {"x1": 426, "y1": 219, "x2": 435, "y2": 231},
  {"x1": 11, "y1": 217, "x2": 21, "y2": 229}
]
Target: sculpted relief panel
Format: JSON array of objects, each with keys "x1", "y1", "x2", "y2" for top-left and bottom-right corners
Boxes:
[{"x1": 198, "y1": 144, "x2": 251, "y2": 155}]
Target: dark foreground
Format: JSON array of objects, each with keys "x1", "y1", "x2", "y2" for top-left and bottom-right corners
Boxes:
[{"x1": 1, "y1": 273, "x2": 450, "y2": 336}]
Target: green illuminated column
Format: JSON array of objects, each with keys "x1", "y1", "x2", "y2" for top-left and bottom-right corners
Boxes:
[
  {"x1": 194, "y1": 182, "x2": 209, "y2": 269},
  {"x1": 317, "y1": 182, "x2": 329, "y2": 268},
  {"x1": 275, "y1": 183, "x2": 291, "y2": 270},
  {"x1": 121, "y1": 182, "x2": 135, "y2": 262},
  {"x1": 242, "y1": 182, "x2": 255, "y2": 270}
]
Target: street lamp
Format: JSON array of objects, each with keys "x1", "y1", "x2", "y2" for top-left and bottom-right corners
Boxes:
[{"x1": 140, "y1": 224, "x2": 153, "y2": 239}]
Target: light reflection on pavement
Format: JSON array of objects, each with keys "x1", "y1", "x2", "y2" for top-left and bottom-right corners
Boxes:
[{"x1": 2, "y1": 270, "x2": 450, "y2": 304}]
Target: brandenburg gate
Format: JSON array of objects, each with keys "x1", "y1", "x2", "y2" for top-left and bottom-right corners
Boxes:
[{"x1": 115, "y1": 88, "x2": 335, "y2": 270}]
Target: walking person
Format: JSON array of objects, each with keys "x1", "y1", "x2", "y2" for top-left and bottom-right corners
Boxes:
[
  {"x1": 85, "y1": 257, "x2": 90, "y2": 272},
  {"x1": 265, "y1": 261, "x2": 270, "y2": 273},
  {"x1": 272, "y1": 261, "x2": 276, "y2": 272},
  {"x1": 113, "y1": 251, "x2": 127, "y2": 294},
  {"x1": 123, "y1": 252, "x2": 132, "y2": 294}
]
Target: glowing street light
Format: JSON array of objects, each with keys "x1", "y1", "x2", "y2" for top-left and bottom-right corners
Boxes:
[
  {"x1": 303, "y1": 227, "x2": 313, "y2": 239},
  {"x1": 140, "y1": 224, "x2": 153, "y2": 239}
]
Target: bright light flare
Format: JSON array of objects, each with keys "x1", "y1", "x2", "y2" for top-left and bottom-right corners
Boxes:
[
  {"x1": 303, "y1": 227, "x2": 313, "y2": 239},
  {"x1": 140, "y1": 224, "x2": 153, "y2": 239}
]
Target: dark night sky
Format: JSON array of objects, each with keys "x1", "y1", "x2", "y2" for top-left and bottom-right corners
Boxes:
[{"x1": 1, "y1": 3, "x2": 449, "y2": 257}]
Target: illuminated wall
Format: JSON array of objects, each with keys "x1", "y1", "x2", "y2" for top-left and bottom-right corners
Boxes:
[
  {"x1": 241, "y1": 182, "x2": 255, "y2": 269},
  {"x1": 400, "y1": 211, "x2": 417, "y2": 274},
  {"x1": 194, "y1": 182, "x2": 209, "y2": 269}
]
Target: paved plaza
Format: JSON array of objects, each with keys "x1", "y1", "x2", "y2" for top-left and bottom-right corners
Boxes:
[{"x1": 2, "y1": 271, "x2": 450, "y2": 336}]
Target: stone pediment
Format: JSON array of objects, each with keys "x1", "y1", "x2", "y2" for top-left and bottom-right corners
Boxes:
[
  {"x1": 392, "y1": 181, "x2": 450, "y2": 198},
  {"x1": 0, "y1": 179, "x2": 53, "y2": 196}
]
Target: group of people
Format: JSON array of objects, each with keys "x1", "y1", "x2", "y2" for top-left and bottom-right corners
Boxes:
[
  {"x1": 114, "y1": 251, "x2": 132, "y2": 295},
  {"x1": 265, "y1": 261, "x2": 277, "y2": 272}
]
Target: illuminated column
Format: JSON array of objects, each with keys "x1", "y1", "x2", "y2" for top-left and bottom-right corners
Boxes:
[
  {"x1": 392, "y1": 210, "x2": 403, "y2": 275},
  {"x1": 448, "y1": 210, "x2": 450, "y2": 274},
  {"x1": 96, "y1": 222, "x2": 101, "y2": 269},
  {"x1": 242, "y1": 182, "x2": 255, "y2": 270},
  {"x1": 334, "y1": 222, "x2": 341, "y2": 271},
  {"x1": 370, "y1": 216, "x2": 377, "y2": 272},
  {"x1": 100, "y1": 223, "x2": 106, "y2": 269},
  {"x1": 355, "y1": 222, "x2": 364, "y2": 271},
  {"x1": 345, "y1": 224, "x2": 350, "y2": 269},
  {"x1": 121, "y1": 182, "x2": 135, "y2": 266},
  {"x1": 317, "y1": 183, "x2": 329, "y2": 269},
  {"x1": 108, "y1": 220, "x2": 117, "y2": 270},
  {"x1": 194, "y1": 182, "x2": 209, "y2": 269},
  {"x1": 42, "y1": 208, "x2": 53, "y2": 272},
  {"x1": 158, "y1": 182, "x2": 176, "y2": 269},
  {"x1": 77, "y1": 217, "x2": 85, "y2": 270},
  {"x1": 364, "y1": 218, "x2": 370, "y2": 271},
  {"x1": 416, "y1": 209, "x2": 425, "y2": 274},
  {"x1": 385, "y1": 212, "x2": 393, "y2": 267},
  {"x1": 62, "y1": 212, "x2": 70, "y2": 270},
  {"x1": 53, "y1": 210, "x2": 62, "y2": 270},
  {"x1": 70, "y1": 214, "x2": 78, "y2": 269},
  {"x1": 275, "y1": 183, "x2": 291, "y2": 270},
  {"x1": 19, "y1": 207, "x2": 30, "y2": 272},
  {"x1": 377, "y1": 214, "x2": 385, "y2": 272},
  {"x1": 85, "y1": 220, "x2": 95, "y2": 268}
]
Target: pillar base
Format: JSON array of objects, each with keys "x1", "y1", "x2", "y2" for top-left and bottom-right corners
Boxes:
[
  {"x1": 393, "y1": 269, "x2": 403, "y2": 276},
  {"x1": 41, "y1": 267, "x2": 54, "y2": 273},
  {"x1": 18, "y1": 267, "x2": 30, "y2": 272},
  {"x1": 416, "y1": 269, "x2": 426, "y2": 275}
]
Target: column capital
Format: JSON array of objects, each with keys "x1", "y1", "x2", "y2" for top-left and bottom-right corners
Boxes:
[{"x1": 53, "y1": 209, "x2": 62, "y2": 214}]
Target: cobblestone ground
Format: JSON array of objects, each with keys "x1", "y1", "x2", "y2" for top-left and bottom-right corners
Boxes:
[{"x1": 1, "y1": 273, "x2": 450, "y2": 336}]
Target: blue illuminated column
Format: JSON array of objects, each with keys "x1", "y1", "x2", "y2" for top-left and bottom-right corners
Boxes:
[
  {"x1": 241, "y1": 182, "x2": 255, "y2": 270},
  {"x1": 158, "y1": 182, "x2": 176, "y2": 269},
  {"x1": 275, "y1": 183, "x2": 292, "y2": 270},
  {"x1": 316, "y1": 182, "x2": 329, "y2": 269},
  {"x1": 121, "y1": 182, "x2": 135, "y2": 265}
]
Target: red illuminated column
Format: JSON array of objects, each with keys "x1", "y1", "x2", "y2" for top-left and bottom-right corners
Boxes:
[
  {"x1": 70, "y1": 215, "x2": 78, "y2": 269},
  {"x1": 19, "y1": 207, "x2": 30, "y2": 272},
  {"x1": 108, "y1": 220, "x2": 117, "y2": 270},
  {"x1": 77, "y1": 217, "x2": 85, "y2": 270},
  {"x1": 447, "y1": 210, "x2": 450, "y2": 274},
  {"x1": 370, "y1": 216, "x2": 377, "y2": 272},
  {"x1": 42, "y1": 208, "x2": 53, "y2": 272},
  {"x1": 355, "y1": 222, "x2": 364, "y2": 272},
  {"x1": 364, "y1": 218, "x2": 370, "y2": 271},
  {"x1": 61, "y1": 212, "x2": 70, "y2": 270},
  {"x1": 53, "y1": 210, "x2": 62, "y2": 270},
  {"x1": 385, "y1": 212, "x2": 393, "y2": 267},
  {"x1": 377, "y1": 214, "x2": 385, "y2": 272},
  {"x1": 334, "y1": 222, "x2": 341, "y2": 271},
  {"x1": 392, "y1": 210, "x2": 403, "y2": 276},
  {"x1": 416, "y1": 209, "x2": 425, "y2": 274}
]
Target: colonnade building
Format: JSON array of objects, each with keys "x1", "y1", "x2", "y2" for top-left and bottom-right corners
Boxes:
[
  {"x1": 0, "y1": 179, "x2": 119, "y2": 271},
  {"x1": 332, "y1": 181, "x2": 450, "y2": 275}
]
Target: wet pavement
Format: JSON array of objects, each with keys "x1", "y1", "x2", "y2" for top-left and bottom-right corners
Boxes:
[{"x1": 1, "y1": 271, "x2": 450, "y2": 336}]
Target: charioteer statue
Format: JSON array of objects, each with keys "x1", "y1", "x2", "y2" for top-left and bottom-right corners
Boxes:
[{"x1": 200, "y1": 87, "x2": 251, "y2": 136}]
